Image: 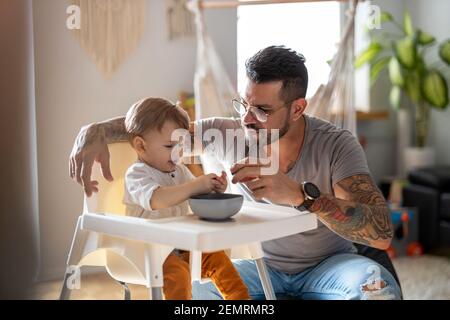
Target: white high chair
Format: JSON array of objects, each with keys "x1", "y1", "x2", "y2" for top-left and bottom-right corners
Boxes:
[{"x1": 59, "y1": 142, "x2": 274, "y2": 300}]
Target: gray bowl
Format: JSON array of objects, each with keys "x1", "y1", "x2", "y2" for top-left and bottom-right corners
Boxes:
[{"x1": 189, "y1": 193, "x2": 244, "y2": 221}]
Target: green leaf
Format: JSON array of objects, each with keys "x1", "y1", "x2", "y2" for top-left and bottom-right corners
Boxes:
[
  {"x1": 395, "y1": 36, "x2": 417, "y2": 69},
  {"x1": 405, "y1": 72, "x2": 422, "y2": 104},
  {"x1": 390, "y1": 86, "x2": 402, "y2": 109},
  {"x1": 418, "y1": 30, "x2": 436, "y2": 45},
  {"x1": 422, "y1": 70, "x2": 449, "y2": 109},
  {"x1": 416, "y1": 55, "x2": 426, "y2": 74},
  {"x1": 439, "y1": 40, "x2": 450, "y2": 65},
  {"x1": 370, "y1": 56, "x2": 390, "y2": 85},
  {"x1": 403, "y1": 11, "x2": 414, "y2": 36},
  {"x1": 380, "y1": 11, "x2": 393, "y2": 24},
  {"x1": 355, "y1": 42, "x2": 383, "y2": 69},
  {"x1": 389, "y1": 57, "x2": 404, "y2": 87}
]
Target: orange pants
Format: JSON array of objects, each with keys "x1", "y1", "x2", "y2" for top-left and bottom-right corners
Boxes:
[{"x1": 162, "y1": 250, "x2": 250, "y2": 300}]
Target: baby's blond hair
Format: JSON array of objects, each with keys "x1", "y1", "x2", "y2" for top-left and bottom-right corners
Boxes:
[{"x1": 125, "y1": 98, "x2": 190, "y2": 140}]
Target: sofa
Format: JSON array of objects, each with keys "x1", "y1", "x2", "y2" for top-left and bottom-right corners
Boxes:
[{"x1": 402, "y1": 166, "x2": 450, "y2": 250}]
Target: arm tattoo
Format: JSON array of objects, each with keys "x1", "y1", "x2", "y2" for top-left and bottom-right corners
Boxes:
[
  {"x1": 310, "y1": 175, "x2": 393, "y2": 248},
  {"x1": 100, "y1": 117, "x2": 129, "y2": 144},
  {"x1": 74, "y1": 117, "x2": 128, "y2": 159}
]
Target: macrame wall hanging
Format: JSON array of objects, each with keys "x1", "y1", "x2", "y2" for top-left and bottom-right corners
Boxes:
[
  {"x1": 166, "y1": 0, "x2": 195, "y2": 40},
  {"x1": 70, "y1": 0, "x2": 146, "y2": 79}
]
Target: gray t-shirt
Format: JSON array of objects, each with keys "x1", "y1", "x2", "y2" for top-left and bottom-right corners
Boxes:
[{"x1": 194, "y1": 115, "x2": 371, "y2": 274}]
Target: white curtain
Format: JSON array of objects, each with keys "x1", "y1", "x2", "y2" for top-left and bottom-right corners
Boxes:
[
  {"x1": 307, "y1": 0, "x2": 358, "y2": 136},
  {"x1": 188, "y1": 0, "x2": 239, "y2": 191}
]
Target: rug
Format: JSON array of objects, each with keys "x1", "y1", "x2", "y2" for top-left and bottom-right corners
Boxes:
[{"x1": 393, "y1": 254, "x2": 450, "y2": 300}]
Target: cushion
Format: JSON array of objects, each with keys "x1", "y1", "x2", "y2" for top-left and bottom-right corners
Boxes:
[{"x1": 408, "y1": 167, "x2": 450, "y2": 191}]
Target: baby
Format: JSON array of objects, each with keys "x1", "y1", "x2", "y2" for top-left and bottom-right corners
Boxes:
[{"x1": 123, "y1": 97, "x2": 249, "y2": 300}]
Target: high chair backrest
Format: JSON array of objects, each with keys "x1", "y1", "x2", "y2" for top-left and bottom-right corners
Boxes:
[{"x1": 85, "y1": 142, "x2": 137, "y2": 215}]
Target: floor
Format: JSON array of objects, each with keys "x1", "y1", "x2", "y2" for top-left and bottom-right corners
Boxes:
[
  {"x1": 30, "y1": 272, "x2": 150, "y2": 300},
  {"x1": 30, "y1": 254, "x2": 450, "y2": 300},
  {"x1": 393, "y1": 254, "x2": 450, "y2": 299}
]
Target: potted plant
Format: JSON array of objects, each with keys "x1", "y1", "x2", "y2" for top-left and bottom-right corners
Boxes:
[{"x1": 356, "y1": 10, "x2": 450, "y2": 173}]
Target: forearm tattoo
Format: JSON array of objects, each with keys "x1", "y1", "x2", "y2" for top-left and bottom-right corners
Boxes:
[
  {"x1": 99, "y1": 117, "x2": 129, "y2": 144},
  {"x1": 310, "y1": 175, "x2": 393, "y2": 247}
]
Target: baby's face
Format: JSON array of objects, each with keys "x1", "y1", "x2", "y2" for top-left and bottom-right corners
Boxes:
[{"x1": 137, "y1": 121, "x2": 186, "y2": 172}]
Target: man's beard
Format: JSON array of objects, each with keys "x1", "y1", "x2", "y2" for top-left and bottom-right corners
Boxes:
[{"x1": 244, "y1": 116, "x2": 290, "y2": 147}]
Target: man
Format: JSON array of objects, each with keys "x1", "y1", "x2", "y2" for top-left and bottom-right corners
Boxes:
[{"x1": 70, "y1": 46, "x2": 401, "y2": 300}]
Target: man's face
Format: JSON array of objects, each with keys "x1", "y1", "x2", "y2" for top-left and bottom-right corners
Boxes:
[{"x1": 241, "y1": 80, "x2": 291, "y2": 145}]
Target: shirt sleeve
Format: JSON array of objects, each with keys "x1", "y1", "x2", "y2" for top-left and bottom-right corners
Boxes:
[
  {"x1": 125, "y1": 164, "x2": 161, "y2": 211},
  {"x1": 330, "y1": 130, "x2": 371, "y2": 186}
]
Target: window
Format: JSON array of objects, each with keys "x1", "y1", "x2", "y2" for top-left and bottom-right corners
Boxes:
[{"x1": 237, "y1": 1, "x2": 370, "y2": 111}]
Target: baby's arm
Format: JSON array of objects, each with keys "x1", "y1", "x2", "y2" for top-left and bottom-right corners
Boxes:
[{"x1": 151, "y1": 172, "x2": 227, "y2": 210}]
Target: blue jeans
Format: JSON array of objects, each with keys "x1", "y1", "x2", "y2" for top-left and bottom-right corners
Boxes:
[{"x1": 192, "y1": 253, "x2": 402, "y2": 300}]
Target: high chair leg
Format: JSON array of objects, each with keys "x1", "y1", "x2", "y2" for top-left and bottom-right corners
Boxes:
[
  {"x1": 59, "y1": 264, "x2": 83, "y2": 300},
  {"x1": 144, "y1": 243, "x2": 172, "y2": 300},
  {"x1": 151, "y1": 287, "x2": 163, "y2": 300},
  {"x1": 60, "y1": 217, "x2": 87, "y2": 300},
  {"x1": 118, "y1": 281, "x2": 131, "y2": 300},
  {"x1": 59, "y1": 271, "x2": 73, "y2": 300},
  {"x1": 255, "y1": 258, "x2": 276, "y2": 300}
]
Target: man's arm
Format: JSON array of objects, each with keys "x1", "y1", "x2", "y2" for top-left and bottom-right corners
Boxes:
[
  {"x1": 230, "y1": 161, "x2": 393, "y2": 250},
  {"x1": 310, "y1": 174, "x2": 393, "y2": 250},
  {"x1": 69, "y1": 117, "x2": 128, "y2": 196},
  {"x1": 70, "y1": 117, "x2": 200, "y2": 196}
]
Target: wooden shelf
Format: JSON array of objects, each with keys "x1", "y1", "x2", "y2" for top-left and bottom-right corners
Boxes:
[
  {"x1": 357, "y1": 110, "x2": 389, "y2": 121},
  {"x1": 200, "y1": 0, "x2": 352, "y2": 9}
]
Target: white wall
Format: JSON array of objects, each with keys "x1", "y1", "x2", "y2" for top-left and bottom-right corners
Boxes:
[
  {"x1": 409, "y1": 0, "x2": 450, "y2": 164},
  {"x1": 358, "y1": 0, "x2": 407, "y2": 182},
  {"x1": 33, "y1": 0, "x2": 237, "y2": 280}
]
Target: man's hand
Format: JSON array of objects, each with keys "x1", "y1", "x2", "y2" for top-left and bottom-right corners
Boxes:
[
  {"x1": 69, "y1": 123, "x2": 113, "y2": 197},
  {"x1": 69, "y1": 117, "x2": 128, "y2": 197},
  {"x1": 230, "y1": 158, "x2": 303, "y2": 206}
]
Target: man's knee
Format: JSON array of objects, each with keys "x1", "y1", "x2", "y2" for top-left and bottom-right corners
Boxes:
[
  {"x1": 357, "y1": 272, "x2": 402, "y2": 300},
  {"x1": 304, "y1": 254, "x2": 402, "y2": 300},
  {"x1": 346, "y1": 258, "x2": 402, "y2": 300},
  {"x1": 192, "y1": 279, "x2": 223, "y2": 300}
]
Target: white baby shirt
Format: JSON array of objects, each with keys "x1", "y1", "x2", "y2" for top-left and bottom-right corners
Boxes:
[{"x1": 124, "y1": 161, "x2": 195, "y2": 219}]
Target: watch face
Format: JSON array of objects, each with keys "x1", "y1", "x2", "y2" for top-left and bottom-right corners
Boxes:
[{"x1": 304, "y1": 182, "x2": 320, "y2": 199}]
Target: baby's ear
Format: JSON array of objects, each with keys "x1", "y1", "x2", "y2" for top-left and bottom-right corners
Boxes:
[{"x1": 132, "y1": 136, "x2": 146, "y2": 153}]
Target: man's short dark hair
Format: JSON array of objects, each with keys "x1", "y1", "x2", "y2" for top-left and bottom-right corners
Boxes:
[{"x1": 245, "y1": 46, "x2": 309, "y2": 103}]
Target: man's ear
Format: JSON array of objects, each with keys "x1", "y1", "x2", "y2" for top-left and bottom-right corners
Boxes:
[
  {"x1": 132, "y1": 136, "x2": 146, "y2": 153},
  {"x1": 291, "y1": 98, "x2": 307, "y2": 121}
]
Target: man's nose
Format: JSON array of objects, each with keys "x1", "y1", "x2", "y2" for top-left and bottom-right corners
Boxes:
[{"x1": 242, "y1": 108, "x2": 257, "y2": 125}]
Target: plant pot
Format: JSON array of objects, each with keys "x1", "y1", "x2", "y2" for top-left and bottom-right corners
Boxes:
[{"x1": 404, "y1": 147, "x2": 435, "y2": 174}]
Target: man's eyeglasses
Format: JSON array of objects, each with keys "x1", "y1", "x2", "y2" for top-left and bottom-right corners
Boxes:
[{"x1": 232, "y1": 98, "x2": 288, "y2": 123}]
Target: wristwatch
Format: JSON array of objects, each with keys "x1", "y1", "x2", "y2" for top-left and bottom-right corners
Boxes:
[{"x1": 295, "y1": 182, "x2": 321, "y2": 211}]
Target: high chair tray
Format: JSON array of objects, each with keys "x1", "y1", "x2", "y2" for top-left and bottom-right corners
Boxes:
[{"x1": 81, "y1": 201, "x2": 317, "y2": 252}]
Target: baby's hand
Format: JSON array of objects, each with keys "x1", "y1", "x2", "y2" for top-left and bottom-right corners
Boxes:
[
  {"x1": 213, "y1": 171, "x2": 227, "y2": 193},
  {"x1": 193, "y1": 171, "x2": 228, "y2": 195}
]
